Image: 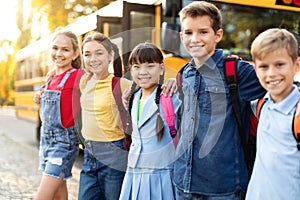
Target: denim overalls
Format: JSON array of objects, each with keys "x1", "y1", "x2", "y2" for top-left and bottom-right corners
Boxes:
[{"x1": 39, "y1": 68, "x2": 79, "y2": 180}]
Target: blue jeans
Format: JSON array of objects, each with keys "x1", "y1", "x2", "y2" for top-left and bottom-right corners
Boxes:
[
  {"x1": 78, "y1": 148, "x2": 126, "y2": 200},
  {"x1": 175, "y1": 186, "x2": 243, "y2": 200}
]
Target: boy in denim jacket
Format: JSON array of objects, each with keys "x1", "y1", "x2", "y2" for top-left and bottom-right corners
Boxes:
[{"x1": 173, "y1": 1, "x2": 266, "y2": 199}]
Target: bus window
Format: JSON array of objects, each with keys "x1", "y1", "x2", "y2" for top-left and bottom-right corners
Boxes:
[
  {"x1": 103, "y1": 22, "x2": 122, "y2": 37},
  {"x1": 176, "y1": 0, "x2": 300, "y2": 61},
  {"x1": 217, "y1": 3, "x2": 300, "y2": 60},
  {"x1": 129, "y1": 11, "x2": 155, "y2": 49}
]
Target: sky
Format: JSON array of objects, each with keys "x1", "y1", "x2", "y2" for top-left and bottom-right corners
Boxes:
[{"x1": 0, "y1": 0, "x2": 29, "y2": 42}]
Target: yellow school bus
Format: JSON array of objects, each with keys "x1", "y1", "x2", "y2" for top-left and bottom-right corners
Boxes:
[{"x1": 15, "y1": 0, "x2": 300, "y2": 140}]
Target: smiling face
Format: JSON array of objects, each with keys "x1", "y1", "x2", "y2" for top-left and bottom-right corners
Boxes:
[
  {"x1": 254, "y1": 49, "x2": 300, "y2": 103},
  {"x1": 82, "y1": 40, "x2": 113, "y2": 80},
  {"x1": 180, "y1": 15, "x2": 223, "y2": 66},
  {"x1": 51, "y1": 34, "x2": 79, "y2": 74},
  {"x1": 130, "y1": 62, "x2": 164, "y2": 97}
]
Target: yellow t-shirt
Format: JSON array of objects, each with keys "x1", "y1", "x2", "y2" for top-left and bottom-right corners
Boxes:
[{"x1": 80, "y1": 73, "x2": 132, "y2": 142}]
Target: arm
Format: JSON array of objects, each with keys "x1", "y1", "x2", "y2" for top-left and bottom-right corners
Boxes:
[
  {"x1": 33, "y1": 68, "x2": 56, "y2": 105},
  {"x1": 237, "y1": 60, "x2": 266, "y2": 101},
  {"x1": 122, "y1": 77, "x2": 178, "y2": 107}
]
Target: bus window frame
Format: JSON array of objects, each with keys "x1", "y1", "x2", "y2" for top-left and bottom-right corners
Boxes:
[{"x1": 122, "y1": 1, "x2": 156, "y2": 65}]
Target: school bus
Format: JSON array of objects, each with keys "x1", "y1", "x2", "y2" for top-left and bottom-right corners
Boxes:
[{"x1": 15, "y1": 0, "x2": 300, "y2": 140}]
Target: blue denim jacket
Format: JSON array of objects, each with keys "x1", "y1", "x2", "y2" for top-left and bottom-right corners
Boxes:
[{"x1": 173, "y1": 49, "x2": 266, "y2": 195}]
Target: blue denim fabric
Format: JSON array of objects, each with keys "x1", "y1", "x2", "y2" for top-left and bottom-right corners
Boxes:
[
  {"x1": 39, "y1": 125, "x2": 79, "y2": 179},
  {"x1": 84, "y1": 139, "x2": 128, "y2": 172},
  {"x1": 39, "y1": 69, "x2": 79, "y2": 180},
  {"x1": 173, "y1": 49, "x2": 266, "y2": 196},
  {"x1": 175, "y1": 186, "x2": 240, "y2": 200},
  {"x1": 78, "y1": 148, "x2": 126, "y2": 200}
]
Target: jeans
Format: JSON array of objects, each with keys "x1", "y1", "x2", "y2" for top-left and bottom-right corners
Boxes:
[
  {"x1": 175, "y1": 186, "x2": 243, "y2": 200},
  {"x1": 78, "y1": 149, "x2": 125, "y2": 200}
]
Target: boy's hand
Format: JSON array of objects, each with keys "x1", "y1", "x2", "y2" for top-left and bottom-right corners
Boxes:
[{"x1": 161, "y1": 78, "x2": 178, "y2": 96}]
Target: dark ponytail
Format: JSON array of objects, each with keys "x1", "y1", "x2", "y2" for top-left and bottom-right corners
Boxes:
[
  {"x1": 111, "y1": 43, "x2": 123, "y2": 77},
  {"x1": 126, "y1": 82, "x2": 138, "y2": 135},
  {"x1": 155, "y1": 74, "x2": 165, "y2": 142}
]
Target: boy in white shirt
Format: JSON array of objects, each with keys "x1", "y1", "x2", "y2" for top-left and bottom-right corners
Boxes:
[{"x1": 246, "y1": 28, "x2": 300, "y2": 200}]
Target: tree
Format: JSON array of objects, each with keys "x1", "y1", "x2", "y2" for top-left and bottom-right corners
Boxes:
[
  {"x1": 16, "y1": 0, "x2": 32, "y2": 49},
  {"x1": 0, "y1": 40, "x2": 15, "y2": 106},
  {"x1": 31, "y1": 0, "x2": 112, "y2": 33}
]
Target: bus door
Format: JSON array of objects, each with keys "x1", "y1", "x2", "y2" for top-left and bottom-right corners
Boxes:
[
  {"x1": 96, "y1": 16, "x2": 124, "y2": 73},
  {"x1": 121, "y1": 1, "x2": 156, "y2": 70}
]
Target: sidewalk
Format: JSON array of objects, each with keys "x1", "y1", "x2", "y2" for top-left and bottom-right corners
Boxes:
[{"x1": 0, "y1": 109, "x2": 81, "y2": 199}]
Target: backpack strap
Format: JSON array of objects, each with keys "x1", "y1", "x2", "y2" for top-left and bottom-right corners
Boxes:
[
  {"x1": 112, "y1": 77, "x2": 126, "y2": 127},
  {"x1": 160, "y1": 95, "x2": 176, "y2": 138},
  {"x1": 224, "y1": 55, "x2": 239, "y2": 85},
  {"x1": 224, "y1": 56, "x2": 242, "y2": 130},
  {"x1": 176, "y1": 63, "x2": 189, "y2": 113},
  {"x1": 257, "y1": 98, "x2": 300, "y2": 151},
  {"x1": 256, "y1": 97, "x2": 266, "y2": 121},
  {"x1": 112, "y1": 77, "x2": 132, "y2": 149},
  {"x1": 224, "y1": 55, "x2": 253, "y2": 174},
  {"x1": 57, "y1": 68, "x2": 76, "y2": 89},
  {"x1": 292, "y1": 102, "x2": 300, "y2": 150},
  {"x1": 160, "y1": 94, "x2": 178, "y2": 148}
]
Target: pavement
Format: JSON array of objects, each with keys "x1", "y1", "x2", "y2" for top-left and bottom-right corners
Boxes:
[{"x1": 0, "y1": 107, "x2": 82, "y2": 200}]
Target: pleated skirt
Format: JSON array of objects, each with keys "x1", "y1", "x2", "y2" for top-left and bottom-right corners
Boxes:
[{"x1": 119, "y1": 167, "x2": 175, "y2": 200}]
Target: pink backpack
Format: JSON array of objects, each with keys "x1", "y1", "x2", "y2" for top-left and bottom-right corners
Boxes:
[{"x1": 160, "y1": 94, "x2": 178, "y2": 148}]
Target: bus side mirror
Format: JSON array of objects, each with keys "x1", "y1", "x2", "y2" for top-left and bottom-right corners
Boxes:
[
  {"x1": 161, "y1": 22, "x2": 181, "y2": 53},
  {"x1": 162, "y1": 0, "x2": 182, "y2": 17}
]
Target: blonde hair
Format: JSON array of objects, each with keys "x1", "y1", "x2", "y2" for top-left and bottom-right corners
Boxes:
[
  {"x1": 251, "y1": 28, "x2": 298, "y2": 62},
  {"x1": 179, "y1": 1, "x2": 222, "y2": 33}
]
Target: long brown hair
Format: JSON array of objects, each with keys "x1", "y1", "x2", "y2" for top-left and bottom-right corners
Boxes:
[
  {"x1": 82, "y1": 32, "x2": 123, "y2": 77},
  {"x1": 52, "y1": 30, "x2": 82, "y2": 69}
]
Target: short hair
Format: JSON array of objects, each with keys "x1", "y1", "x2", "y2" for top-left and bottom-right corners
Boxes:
[
  {"x1": 251, "y1": 28, "x2": 298, "y2": 62},
  {"x1": 179, "y1": 1, "x2": 222, "y2": 33},
  {"x1": 291, "y1": 32, "x2": 300, "y2": 56}
]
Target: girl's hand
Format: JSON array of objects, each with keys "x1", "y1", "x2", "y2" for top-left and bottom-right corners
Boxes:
[
  {"x1": 33, "y1": 91, "x2": 42, "y2": 105},
  {"x1": 122, "y1": 88, "x2": 131, "y2": 108},
  {"x1": 161, "y1": 78, "x2": 178, "y2": 96}
]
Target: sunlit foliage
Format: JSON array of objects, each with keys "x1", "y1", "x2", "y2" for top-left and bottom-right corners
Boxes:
[{"x1": 31, "y1": 0, "x2": 112, "y2": 32}]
